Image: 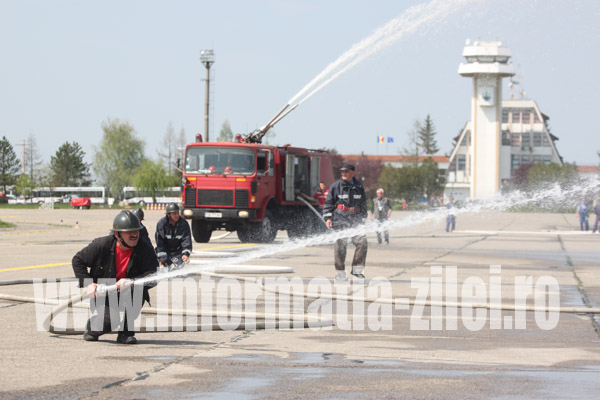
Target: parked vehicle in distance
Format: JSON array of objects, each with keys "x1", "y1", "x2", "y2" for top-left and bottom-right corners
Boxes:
[
  {"x1": 6, "y1": 194, "x2": 17, "y2": 204},
  {"x1": 121, "y1": 186, "x2": 181, "y2": 206},
  {"x1": 71, "y1": 196, "x2": 92, "y2": 209}
]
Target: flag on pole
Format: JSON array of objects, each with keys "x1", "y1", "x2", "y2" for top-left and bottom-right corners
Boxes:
[
  {"x1": 387, "y1": 137, "x2": 394, "y2": 143},
  {"x1": 377, "y1": 136, "x2": 385, "y2": 143}
]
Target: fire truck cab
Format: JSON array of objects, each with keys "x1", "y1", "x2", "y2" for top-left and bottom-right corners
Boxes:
[{"x1": 181, "y1": 139, "x2": 334, "y2": 243}]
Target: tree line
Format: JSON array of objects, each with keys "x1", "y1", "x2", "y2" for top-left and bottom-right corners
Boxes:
[
  {"x1": 2, "y1": 114, "x2": 584, "y2": 206},
  {"x1": 0, "y1": 118, "x2": 186, "y2": 202}
]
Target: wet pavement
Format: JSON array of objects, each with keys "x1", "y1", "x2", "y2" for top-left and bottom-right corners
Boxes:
[{"x1": 1, "y1": 209, "x2": 600, "y2": 399}]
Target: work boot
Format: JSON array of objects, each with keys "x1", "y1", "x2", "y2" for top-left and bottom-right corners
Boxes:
[
  {"x1": 335, "y1": 270, "x2": 348, "y2": 282},
  {"x1": 116, "y1": 333, "x2": 137, "y2": 345},
  {"x1": 83, "y1": 331, "x2": 99, "y2": 342}
]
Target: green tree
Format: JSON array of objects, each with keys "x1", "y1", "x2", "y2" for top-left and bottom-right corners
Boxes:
[
  {"x1": 420, "y1": 157, "x2": 445, "y2": 203},
  {"x1": 527, "y1": 162, "x2": 578, "y2": 192},
  {"x1": 378, "y1": 159, "x2": 445, "y2": 204},
  {"x1": 132, "y1": 159, "x2": 177, "y2": 203},
  {"x1": 0, "y1": 136, "x2": 20, "y2": 194},
  {"x1": 15, "y1": 173, "x2": 35, "y2": 198},
  {"x1": 93, "y1": 118, "x2": 145, "y2": 201},
  {"x1": 378, "y1": 166, "x2": 402, "y2": 198},
  {"x1": 378, "y1": 164, "x2": 422, "y2": 202},
  {"x1": 218, "y1": 120, "x2": 233, "y2": 141},
  {"x1": 418, "y1": 115, "x2": 439, "y2": 154},
  {"x1": 50, "y1": 141, "x2": 91, "y2": 186}
]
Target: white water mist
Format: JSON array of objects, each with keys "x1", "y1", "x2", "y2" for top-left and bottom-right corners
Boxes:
[{"x1": 134, "y1": 176, "x2": 600, "y2": 286}]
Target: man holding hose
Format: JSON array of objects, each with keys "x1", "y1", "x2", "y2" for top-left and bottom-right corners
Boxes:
[{"x1": 72, "y1": 210, "x2": 158, "y2": 344}]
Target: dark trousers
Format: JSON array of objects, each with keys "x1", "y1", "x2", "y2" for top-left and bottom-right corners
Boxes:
[
  {"x1": 376, "y1": 217, "x2": 389, "y2": 243},
  {"x1": 593, "y1": 216, "x2": 600, "y2": 233},
  {"x1": 86, "y1": 289, "x2": 142, "y2": 337},
  {"x1": 334, "y1": 235, "x2": 368, "y2": 272},
  {"x1": 580, "y1": 215, "x2": 589, "y2": 231},
  {"x1": 446, "y1": 215, "x2": 456, "y2": 232}
]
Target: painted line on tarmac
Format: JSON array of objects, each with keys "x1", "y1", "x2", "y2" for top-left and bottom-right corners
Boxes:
[
  {"x1": 195, "y1": 243, "x2": 256, "y2": 251},
  {"x1": 0, "y1": 262, "x2": 71, "y2": 273},
  {"x1": 0, "y1": 243, "x2": 256, "y2": 272},
  {"x1": 457, "y1": 230, "x2": 596, "y2": 236},
  {"x1": 0, "y1": 228, "x2": 105, "y2": 237}
]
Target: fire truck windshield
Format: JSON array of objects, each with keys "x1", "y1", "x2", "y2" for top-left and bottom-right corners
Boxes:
[{"x1": 185, "y1": 146, "x2": 255, "y2": 175}]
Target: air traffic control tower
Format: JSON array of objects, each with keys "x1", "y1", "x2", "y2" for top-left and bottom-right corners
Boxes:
[{"x1": 458, "y1": 40, "x2": 514, "y2": 199}]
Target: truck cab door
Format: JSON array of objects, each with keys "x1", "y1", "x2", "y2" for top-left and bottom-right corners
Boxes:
[
  {"x1": 256, "y1": 150, "x2": 274, "y2": 206},
  {"x1": 285, "y1": 154, "x2": 295, "y2": 201}
]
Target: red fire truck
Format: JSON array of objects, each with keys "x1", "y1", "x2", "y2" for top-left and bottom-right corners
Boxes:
[{"x1": 181, "y1": 134, "x2": 334, "y2": 243}]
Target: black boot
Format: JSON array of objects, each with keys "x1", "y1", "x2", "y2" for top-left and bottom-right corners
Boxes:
[{"x1": 116, "y1": 333, "x2": 137, "y2": 344}]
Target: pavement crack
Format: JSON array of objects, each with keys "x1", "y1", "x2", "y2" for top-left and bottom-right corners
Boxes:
[
  {"x1": 557, "y1": 234, "x2": 600, "y2": 336},
  {"x1": 88, "y1": 330, "x2": 258, "y2": 397}
]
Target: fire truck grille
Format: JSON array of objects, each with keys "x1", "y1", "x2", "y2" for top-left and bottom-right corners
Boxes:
[
  {"x1": 184, "y1": 187, "x2": 197, "y2": 206},
  {"x1": 235, "y1": 189, "x2": 248, "y2": 208},
  {"x1": 196, "y1": 189, "x2": 233, "y2": 206}
]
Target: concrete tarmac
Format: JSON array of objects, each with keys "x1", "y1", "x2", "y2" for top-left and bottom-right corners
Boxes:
[{"x1": 1, "y1": 208, "x2": 600, "y2": 399}]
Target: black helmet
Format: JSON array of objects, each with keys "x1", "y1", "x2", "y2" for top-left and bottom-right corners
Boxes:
[
  {"x1": 113, "y1": 210, "x2": 143, "y2": 232},
  {"x1": 165, "y1": 203, "x2": 180, "y2": 214},
  {"x1": 132, "y1": 208, "x2": 144, "y2": 221}
]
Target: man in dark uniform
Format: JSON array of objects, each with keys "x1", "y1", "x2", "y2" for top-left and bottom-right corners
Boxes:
[
  {"x1": 132, "y1": 207, "x2": 152, "y2": 247},
  {"x1": 72, "y1": 210, "x2": 158, "y2": 344},
  {"x1": 155, "y1": 203, "x2": 193, "y2": 269},
  {"x1": 323, "y1": 162, "x2": 368, "y2": 281}
]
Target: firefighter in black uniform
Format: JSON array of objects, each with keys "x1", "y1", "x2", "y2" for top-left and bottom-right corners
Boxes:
[
  {"x1": 132, "y1": 207, "x2": 152, "y2": 247},
  {"x1": 155, "y1": 203, "x2": 193, "y2": 268},
  {"x1": 72, "y1": 210, "x2": 158, "y2": 344},
  {"x1": 323, "y1": 162, "x2": 368, "y2": 281}
]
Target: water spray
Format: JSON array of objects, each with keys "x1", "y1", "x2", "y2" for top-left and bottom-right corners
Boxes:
[{"x1": 244, "y1": 0, "x2": 476, "y2": 144}]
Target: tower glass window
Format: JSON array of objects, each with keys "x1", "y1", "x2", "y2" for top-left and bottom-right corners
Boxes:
[
  {"x1": 533, "y1": 132, "x2": 542, "y2": 147},
  {"x1": 511, "y1": 132, "x2": 521, "y2": 146},
  {"x1": 457, "y1": 154, "x2": 466, "y2": 171},
  {"x1": 512, "y1": 111, "x2": 521, "y2": 123}
]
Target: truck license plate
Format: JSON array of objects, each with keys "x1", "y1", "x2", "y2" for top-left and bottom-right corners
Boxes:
[{"x1": 205, "y1": 212, "x2": 222, "y2": 218}]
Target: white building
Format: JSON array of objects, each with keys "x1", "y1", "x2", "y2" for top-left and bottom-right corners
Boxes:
[{"x1": 445, "y1": 41, "x2": 563, "y2": 201}]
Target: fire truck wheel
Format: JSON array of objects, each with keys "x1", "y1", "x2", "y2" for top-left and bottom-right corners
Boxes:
[
  {"x1": 237, "y1": 227, "x2": 253, "y2": 243},
  {"x1": 256, "y1": 209, "x2": 277, "y2": 243},
  {"x1": 192, "y1": 220, "x2": 212, "y2": 243}
]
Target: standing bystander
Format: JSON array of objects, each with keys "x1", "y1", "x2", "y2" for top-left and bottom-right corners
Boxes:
[{"x1": 371, "y1": 188, "x2": 392, "y2": 244}]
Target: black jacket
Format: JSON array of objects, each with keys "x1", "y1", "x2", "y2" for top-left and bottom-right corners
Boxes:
[
  {"x1": 155, "y1": 216, "x2": 193, "y2": 261},
  {"x1": 323, "y1": 177, "x2": 367, "y2": 228},
  {"x1": 139, "y1": 224, "x2": 152, "y2": 248},
  {"x1": 72, "y1": 235, "x2": 158, "y2": 302}
]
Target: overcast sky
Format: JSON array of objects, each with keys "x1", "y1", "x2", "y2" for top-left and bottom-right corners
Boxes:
[{"x1": 1, "y1": 0, "x2": 599, "y2": 171}]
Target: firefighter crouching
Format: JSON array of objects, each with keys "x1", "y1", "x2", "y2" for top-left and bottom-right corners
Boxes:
[
  {"x1": 155, "y1": 203, "x2": 193, "y2": 269},
  {"x1": 72, "y1": 210, "x2": 158, "y2": 344},
  {"x1": 323, "y1": 162, "x2": 368, "y2": 281}
]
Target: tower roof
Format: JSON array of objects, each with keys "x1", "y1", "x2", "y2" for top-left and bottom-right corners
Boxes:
[{"x1": 458, "y1": 40, "x2": 515, "y2": 77}]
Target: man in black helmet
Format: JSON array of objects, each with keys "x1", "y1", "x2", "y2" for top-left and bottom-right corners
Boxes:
[
  {"x1": 155, "y1": 203, "x2": 192, "y2": 268},
  {"x1": 72, "y1": 210, "x2": 158, "y2": 344},
  {"x1": 132, "y1": 207, "x2": 152, "y2": 247},
  {"x1": 323, "y1": 162, "x2": 368, "y2": 282}
]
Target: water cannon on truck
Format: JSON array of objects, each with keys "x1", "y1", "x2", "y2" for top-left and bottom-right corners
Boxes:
[{"x1": 181, "y1": 103, "x2": 334, "y2": 243}]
